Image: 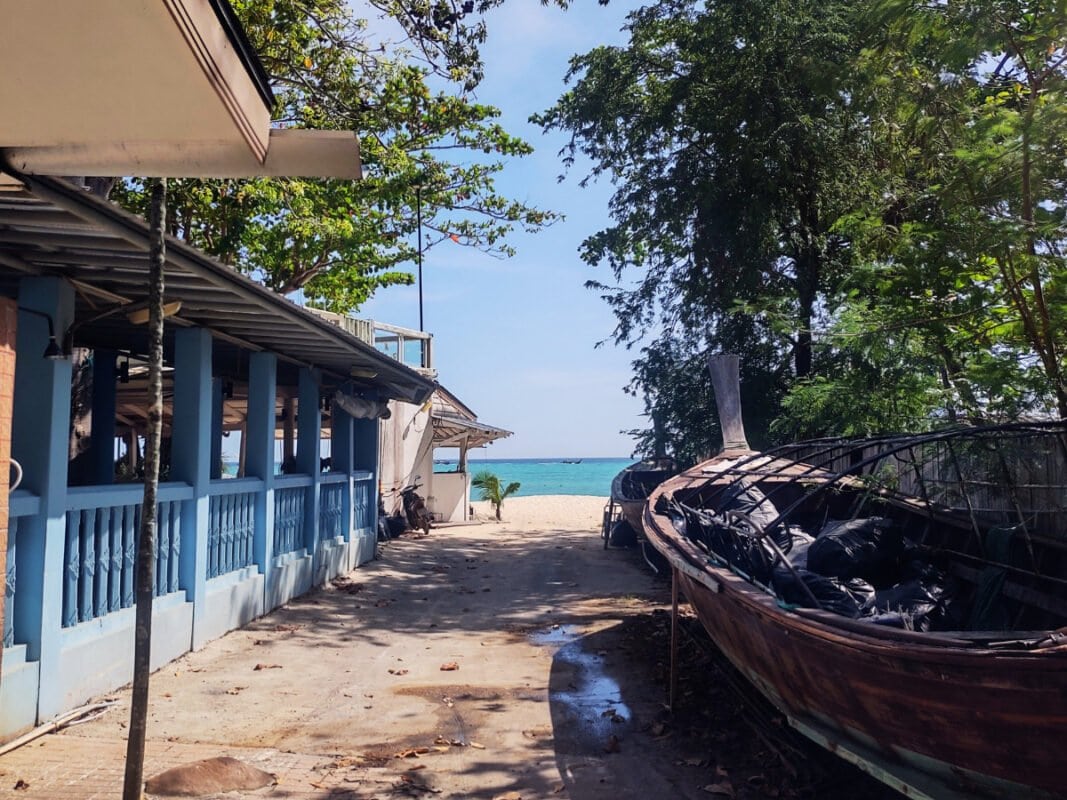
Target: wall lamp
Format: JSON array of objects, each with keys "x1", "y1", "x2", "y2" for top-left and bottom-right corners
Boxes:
[{"x1": 18, "y1": 307, "x2": 67, "y2": 360}]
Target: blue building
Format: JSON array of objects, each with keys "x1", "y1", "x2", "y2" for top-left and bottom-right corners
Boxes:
[{"x1": 0, "y1": 1, "x2": 435, "y2": 738}]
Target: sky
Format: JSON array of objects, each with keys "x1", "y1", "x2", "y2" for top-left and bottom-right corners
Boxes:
[{"x1": 359, "y1": 1, "x2": 647, "y2": 460}]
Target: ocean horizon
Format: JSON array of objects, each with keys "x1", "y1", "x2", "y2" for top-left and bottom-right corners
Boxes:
[{"x1": 436, "y1": 456, "x2": 632, "y2": 498}]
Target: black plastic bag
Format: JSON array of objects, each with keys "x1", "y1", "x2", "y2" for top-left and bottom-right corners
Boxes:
[
  {"x1": 720, "y1": 480, "x2": 780, "y2": 532},
  {"x1": 807, "y1": 517, "x2": 903, "y2": 583},
  {"x1": 772, "y1": 567, "x2": 875, "y2": 617},
  {"x1": 863, "y1": 577, "x2": 944, "y2": 631}
]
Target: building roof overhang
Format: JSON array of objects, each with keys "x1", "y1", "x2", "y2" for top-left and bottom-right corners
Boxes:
[
  {"x1": 0, "y1": 169, "x2": 435, "y2": 404},
  {"x1": 0, "y1": 0, "x2": 360, "y2": 179},
  {"x1": 430, "y1": 386, "x2": 511, "y2": 448}
]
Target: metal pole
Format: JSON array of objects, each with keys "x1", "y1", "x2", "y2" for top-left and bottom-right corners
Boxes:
[
  {"x1": 416, "y1": 186, "x2": 424, "y2": 333},
  {"x1": 669, "y1": 567, "x2": 679, "y2": 711}
]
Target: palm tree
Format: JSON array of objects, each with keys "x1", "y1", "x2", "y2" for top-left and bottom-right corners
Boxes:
[{"x1": 472, "y1": 470, "x2": 520, "y2": 521}]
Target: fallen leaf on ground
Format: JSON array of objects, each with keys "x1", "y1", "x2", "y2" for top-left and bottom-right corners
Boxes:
[
  {"x1": 553, "y1": 785, "x2": 566, "y2": 794},
  {"x1": 493, "y1": 793, "x2": 522, "y2": 800},
  {"x1": 388, "y1": 669, "x2": 409, "y2": 676},
  {"x1": 439, "y1": 662, "x2": 459, "y2": 671},
  {"x1": 469, "y1": 742, "x2": 485, "y2": 750},
  {"x1": 254, "y1": 663, "x2": 283, "y2": 671},
  {"x1": 273, "y1": 624, "x2": 301, "y2": 632},
  {"x1": 702, "y1": 782, "x2": 734, "y2": 797},
  {"x1": 395, "y1": 748, "x2": 430, "y2": 758},
  {"x1": 13, "y1": 779, "x2": 28, "y2": 790},
  {"x1": 225, "y1": 687, "x2": 247, "y2": 695},
  {"x1": 650, "y1": 722, "x2": 667, "y2": 736}
]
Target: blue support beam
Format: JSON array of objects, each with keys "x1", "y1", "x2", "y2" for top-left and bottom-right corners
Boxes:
[
  {"x1": 89, "y1": 350, "x2": 116, "y2": 485},
  {"x1": 210, "y1": 378, "x2": 224, "y2": 481},
  {"x1": 12, "y1": 277, "x2": 74, "y2": 720},
  {"x1": 246, "y1": 353, "x2": 276, "y2": 596},
  {"x1": 297, "y1": 368, "x2": 321, "y2": 578},
  {"x1": 171, "y1": 327, "x2": 212, "y2": 649},
  {"x1": 331, "y1": 390, "x2": 354, "y2": 560}
]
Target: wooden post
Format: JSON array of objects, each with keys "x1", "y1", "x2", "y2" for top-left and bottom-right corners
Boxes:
[
  {"x1": 707, "y1": 354, "x2": 749, "y2": 450},
  {"x1": 670, "y1": 567, "x2": 680, "y2": 711}
]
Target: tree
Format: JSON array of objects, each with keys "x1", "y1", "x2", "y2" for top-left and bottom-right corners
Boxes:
[
  {"x1": 536, "y1": 0, "x2": 863, "y2": 375},
  {"x1": 122, "y1": 179, "x2": 166, "y2": 800},
  {"x1": 842, "y1": 0, "x2": 1067, "y2": 420},
  {"x1": 471, "y1": 470, "x2": 520, "y2": 520},
  {"x1": 114, "y1": 0, "x2": 557, "y2": 314},
  {"x1": 535, "y1": 0, "x2": 867, "y2": 446}
]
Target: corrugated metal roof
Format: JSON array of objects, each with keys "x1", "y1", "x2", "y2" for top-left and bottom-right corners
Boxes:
[{"x1": 0, "y1": 169, "x2": 435, "y2": 403}]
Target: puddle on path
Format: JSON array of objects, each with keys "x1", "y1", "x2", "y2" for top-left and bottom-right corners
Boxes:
[{"x1": 529, "y1": 625, "x2": 632, "y2": 749}]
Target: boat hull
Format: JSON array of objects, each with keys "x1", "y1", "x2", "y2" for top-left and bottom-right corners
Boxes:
[{"x1": 645, "y1": 460, "x2": 1067, "y2": 800}]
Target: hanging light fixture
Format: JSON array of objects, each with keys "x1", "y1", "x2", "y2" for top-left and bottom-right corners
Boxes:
[{"x1": 18, "y1": 307, "x2": 67, "y2": 360}]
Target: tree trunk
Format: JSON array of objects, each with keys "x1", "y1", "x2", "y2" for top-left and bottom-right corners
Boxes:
[{"x1": 122, "y1": 178, "x2": 166, "y2": 800}]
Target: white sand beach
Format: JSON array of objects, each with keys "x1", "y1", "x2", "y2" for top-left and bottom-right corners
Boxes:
[{"x1": 469, "y1": 494, "x2": 607, "y2": 531}]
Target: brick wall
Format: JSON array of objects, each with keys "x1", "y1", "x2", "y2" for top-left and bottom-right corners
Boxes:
[{"x1": 0, "y1": 296, "x2": 15, "y2": 667}]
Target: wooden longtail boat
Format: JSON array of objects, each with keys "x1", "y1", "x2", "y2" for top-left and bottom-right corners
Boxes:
[
  {"x1": 610, "y1": 456, "x2": 679, "y2": 534},
  {"x1": 643, "y1": 356, "x2": 1067, "y2": 800}
]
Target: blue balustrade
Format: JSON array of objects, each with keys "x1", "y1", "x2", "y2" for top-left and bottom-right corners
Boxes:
[
  {"x1": 353, "y1": 476, "x2": 374, "y2": 534},
  {"x1": 207, "y1": 485, "x2": 256, "y2": 579},
  {"x1": 319, "y1": 477, "x2": 346, "y2": 540},
  {"x1": 61, "y1": 485, "x2": 192, "y2": 628},
  {"x1": 273, "y1": 480, "x2": 309, "y2": 555}
]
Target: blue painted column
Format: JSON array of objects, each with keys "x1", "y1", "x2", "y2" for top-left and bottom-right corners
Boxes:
[
  {"x1": 330, "y1": 389, "x2": 354, "y2": 569},
  {"x1": 171, "y1": 328, "x2": 212, "y2": 649},
  {"x1": 352, "y1": 392, "x2": 380, "y2": 472},
  {"x1": 352, "y1": 391, "x2": 381, "y2": 567},
  {"x1": 12, "y1": 277, "x2": 74, "y2": 721},
  {"x1": 246, "y1": 353, "x2": 276, "y2": 605},
  {"x1": 296, "y1": 368, "x2": 322, "y2": 581},
  {"x1": 89, "y1": 350, "x2": 117, "y2": 485},
  {"x1": 210, "y1": 378, "x2": 223, "y2": 481}
]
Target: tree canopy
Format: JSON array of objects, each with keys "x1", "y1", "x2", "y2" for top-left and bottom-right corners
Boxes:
[
  {"x1": 115, "y1": 0, "x2": 557, "y2": 312},
  {"x1": 539, "y1": 0, "x2": 1067, "y2": 460}
]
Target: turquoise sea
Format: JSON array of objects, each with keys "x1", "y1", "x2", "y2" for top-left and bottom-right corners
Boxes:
[{"x1": 435, "y1": 457, "x2": 632, "y2": 498}]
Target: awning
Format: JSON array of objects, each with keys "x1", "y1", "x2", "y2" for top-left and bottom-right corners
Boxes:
[
  {"x1": 430, "y1": 386, "x2": 510, "y2": 448},
  {"x1": 432, "y1": 414, "x2": 512, "y2": 448},
  {"x1": 0, "y1": 169, "x2": 435, "y2": 404}
]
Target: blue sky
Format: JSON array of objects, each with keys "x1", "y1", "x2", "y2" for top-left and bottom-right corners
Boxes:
[{"x1": 360, "y1": 2, "x2": 647, "y2": 459}]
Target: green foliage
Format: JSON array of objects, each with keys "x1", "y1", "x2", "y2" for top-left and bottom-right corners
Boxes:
[
  {"x1": 537, "y1": 0, "x2": 866, "y2": 447},
  {"x1": 471, "y1": 470, "x2": 520, "y2": 520},
  {"x1": 542, "y1": 0, "x2": 1067, "y2": 449},
  {"x1": 113, "y1": 0, "x2": 557, "y2": 313},
  {"x1": 847, "y1": 0, "x2": 1067, "y2": 419}
]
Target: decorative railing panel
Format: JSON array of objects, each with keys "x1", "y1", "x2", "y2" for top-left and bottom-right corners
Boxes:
[
  {"x1": 318, "y1": 477, "x2": 347, "y2": 541},
  {"x1": 61, "y1": 485, "x2": 191, "y2": 628},
  {"x1": 353, "y1": 476, "x2": 374, "y2": 534},
  {"x1": 273, "y1": 484, "x2": 307, "y2": 556},
  {"x1": 208, "y1": 489, "x2": 256, "y2": 579}
]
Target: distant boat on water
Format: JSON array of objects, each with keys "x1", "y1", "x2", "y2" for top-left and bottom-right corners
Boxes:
[{"x1": 562, "y1": 459, "x2": 583, "y2": 464}]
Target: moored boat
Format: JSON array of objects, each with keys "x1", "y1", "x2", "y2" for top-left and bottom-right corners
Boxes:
[
  {"x1": 643, "y1": 356, "x2": 1067, "y2": 800},
  {"x1": 610, "y1": 455, "x2": 679, "y2": 535}
]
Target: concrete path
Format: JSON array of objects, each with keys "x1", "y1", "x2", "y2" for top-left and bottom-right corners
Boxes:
[{"x1": 0, "y1": 512, "x2": 721, "y2": 799}]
